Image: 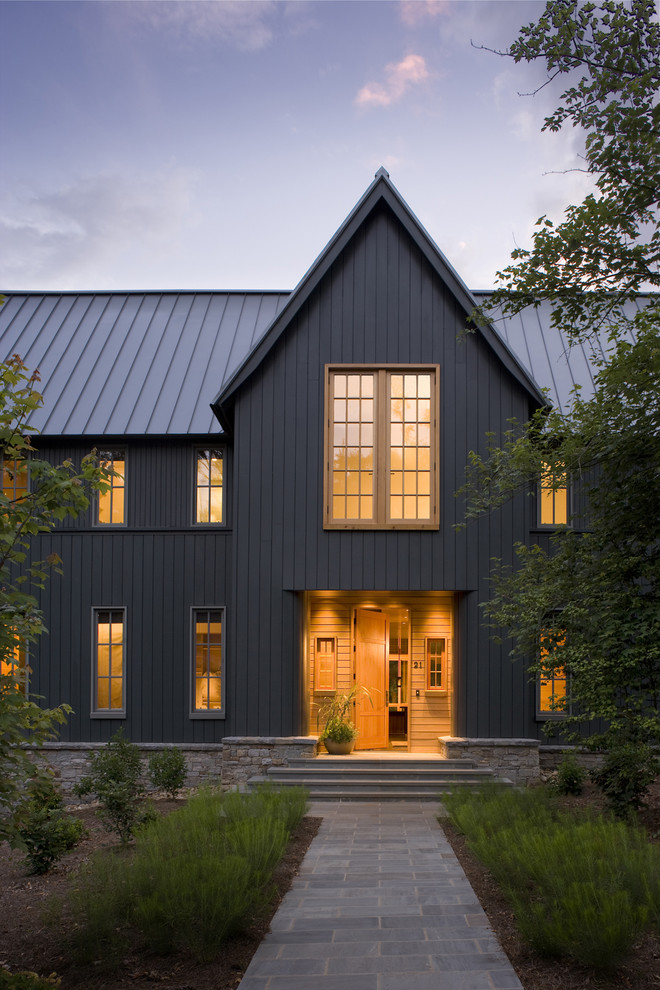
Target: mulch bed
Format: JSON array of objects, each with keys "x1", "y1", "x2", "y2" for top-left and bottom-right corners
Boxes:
[
  {"x1": 0, "y1": 799, "x2": 321, "y2": 990},
  {"x1": 442, "y1": 779, "x2": 660, "y2": 990}
]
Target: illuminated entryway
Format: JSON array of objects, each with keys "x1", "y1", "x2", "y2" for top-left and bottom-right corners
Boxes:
[{"x1": 305, "y1": 592, "x2": 454, "y2": 752}]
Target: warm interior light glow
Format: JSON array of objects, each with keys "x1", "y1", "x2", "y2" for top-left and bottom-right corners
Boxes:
[
  {"x1": 98, "y1": 451, "x2": 126, "y2": 524},
  {"x1": 196, "y1": 450, "x2": 223, "y2": 524},
  {"x1": 194, "y1": 610, "x2": 222, "y2": 710},
  {"x1": 95, "y1": 610, "x2": 124, "y2": 710},
  {"x1": 540, "y1": 463, "x2": 568, "y2": 526}
]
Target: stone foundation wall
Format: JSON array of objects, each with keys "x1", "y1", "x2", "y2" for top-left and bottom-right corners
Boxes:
[
  {"x1": 221, "y1": 736, "x2": 319, "y2": 785},
  {"x1": 539, "y1": 745, "x2": 605, "y2": 779},
  {"x1": 438, "y1": 737, "x2": 540, "y2": 785},
  {"x1": 33, "y1": 742, "x2": 225, "y2": 797}
]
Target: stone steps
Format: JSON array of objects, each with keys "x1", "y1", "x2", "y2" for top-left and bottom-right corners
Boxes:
[{"x1": 248, "y1": 754, "x2": 511, "y2": 800}]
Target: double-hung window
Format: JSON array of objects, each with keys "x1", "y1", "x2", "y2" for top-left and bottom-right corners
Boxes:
[
  {"x1": 537, "y1": 629, "x2": 568, "y2": 718},
  {"x1": 324, "y1": 366, "x2": 439, "y2": 529},
  {"x1": 194, "y1": 449, "x2": 223, "y2": 524},
  {"x1": 2, "y1": 458, "x2": 28, "y2": 502},
  {"x1": 191, "y1": 608, "x2": 224, "y2": 715},
  {"x1": 92, "y1": 608, "x2": 126, "y2": 715},
  {"x1": 97, "y1": 449, "x2": 126, "y2": 525},
  {"x1": 538, "y1": 461, "x2": 568, "y2": 527}
]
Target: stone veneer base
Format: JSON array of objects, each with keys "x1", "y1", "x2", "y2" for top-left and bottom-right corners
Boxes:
[{"x1": 439, "y1": 736, "x2": 540, "y2": 785}]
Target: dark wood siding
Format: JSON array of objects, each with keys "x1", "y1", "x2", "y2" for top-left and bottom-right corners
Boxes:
[
  {"x1": 230, "y1": 202, "x2": 542, "y2": 739},
  {"x1": 22, "y1": 438, "x2": 232, "y2": 743}
]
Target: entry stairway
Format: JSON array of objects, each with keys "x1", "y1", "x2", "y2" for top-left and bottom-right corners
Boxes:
[{"x1": 247, "y1": 752, "x2": 511, "y2": 801}]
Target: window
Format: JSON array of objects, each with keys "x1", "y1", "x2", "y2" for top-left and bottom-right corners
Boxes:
[
  {"x1": 537, "y1": 631, "x2": 568, "y2": 718},
  {"x1": 426, "y1": 637, "x2": 446, "y2": 691},
  {"x1": 314, "y1": 637, "x2": 336, "y2": 692},
  {"x1": 195, "y1": 449, "x2": 223, "y2": 524},
  {"x1": 97, "y1": 449, "x2": 125, "y2": 525},
  {"x1": 192, "y1": 608, "x2": 224, "y2": 714},
  {"x1": 324, "y1": 367, "x2": 438, "y2": 528},
  {"x1": 539, "y1": 462, "x2": 568, "y2": 526},
  {"x1": 93, "y1": 609, "x2": 125, "y2": 715},
  {"x1": 2, "y1": 458, "x2": 28, "y2": 501},
  {"x1": 1, "y1": 636, "x2": 28, "y2": 696}
]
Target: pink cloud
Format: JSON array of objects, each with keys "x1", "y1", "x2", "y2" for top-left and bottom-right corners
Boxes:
[
  {"x1": 399, "y1": 1, "x2": 449, "y2": 27},
  {"x1": 355, "y1": 54, "x2": 430, "y2": 108}
]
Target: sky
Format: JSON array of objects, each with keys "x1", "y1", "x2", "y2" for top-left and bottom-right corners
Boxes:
[{"x1": 0, "y1": 0, "x2": 598, "y2": 292}]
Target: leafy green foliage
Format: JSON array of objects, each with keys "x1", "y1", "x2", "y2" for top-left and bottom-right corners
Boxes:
[
  {"x1": 147, "y1": 747, "x2": 187, "y2": 798},
  {"x1": 0, "y1": 969, "x2": 61, "y2": 990},
  {"x1": 464, "y1": 2, "x2": 660, "y2": 764},
  {"x1": 318, "y1": 686, "x2": 373, "y2": 742},
  {"x1": 75, "y1": 729, "x2": 150, "y2": 844},
  {"x1": 479, "y1": 0, "x2": 660, "y2": 343},
  {"x1": 68, "y1": 785, "x2": 309, "y2": 965},
  {"x1": 13, "y1": 775, "x2": 86, "y2": 874},
  {"x1": 591, "y1": 743, "x2": 660, "y2": 819},
  {"x1": 555, "y1": 752, "x2": 586, "y2": 796},
  {"x1": 445, "y1": 785, "x2": 660, "y2": 970},
  {"x1": 0, "y1": 355, "x2": 112, "y2": 843}
]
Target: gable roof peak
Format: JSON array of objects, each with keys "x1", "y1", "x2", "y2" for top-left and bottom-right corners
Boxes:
[{"x1": 374, "y1": 165, "x2": 390, "y2": 179}]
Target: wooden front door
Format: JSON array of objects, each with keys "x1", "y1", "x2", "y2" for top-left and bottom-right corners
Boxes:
[{"x1": 354, "y1": 608, "x2": 388, "y2": 749}]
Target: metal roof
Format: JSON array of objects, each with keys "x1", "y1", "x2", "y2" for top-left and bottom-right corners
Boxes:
[
  {"x1": 0, "y1": 287, "x2": 643, "y2": 436},
  {"x1": 0, "y1": 291, "x2": 289, "y2": 436}
]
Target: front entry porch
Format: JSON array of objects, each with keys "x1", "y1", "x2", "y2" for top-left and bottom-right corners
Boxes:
[{"x1": 304, "y1": 591, "x2": 455, "y2": 752}]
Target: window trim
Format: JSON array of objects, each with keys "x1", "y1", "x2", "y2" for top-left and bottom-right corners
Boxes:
[
  {"x1": 323, "y1": 364, "x2": 440, "y2": 530},
  {"x1": 95, "y1": 448, "x2": 127, "y2": 527},
  {"x1": 537, "y1": 461, "x2": 570, "y2": 529},
  {"x1": 1, "y1": 457, "x2": 30, "y2": 502},
  {"x1": 425, "y1": 636, "x2": 447, "y2": 693},
  {"x1": 91, "y1": 606, "x2": 127, "y2": 718},
  {"x1": 536, "y1": 629, "x2": 569, "y2": 720},
  {"x1": 193, "y1": 447, "x2": 225, "y2": 527},
  {"x1": 190, "y1": 606, "x2": 226, "y2": 718}
]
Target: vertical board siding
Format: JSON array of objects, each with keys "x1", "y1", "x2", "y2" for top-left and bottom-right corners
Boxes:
[{"x1": 232, "y1": 200, "x2": 542, "y2": 741}]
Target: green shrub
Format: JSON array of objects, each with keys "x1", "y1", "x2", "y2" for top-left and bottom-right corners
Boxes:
[
  {"x1": 67, "y1": 784, "x2": 309, "y2": 965},
  {"x1": 75, "y1": 728, "x2": 148, "y2": 844},
  {"x1": 555, "y1": 752, "x2": 586, "y2": 796},
  {"x1": 148, "y1": 747, "x2": 187, "y2": 798},
  {"x1": 0, "y1": 969, "x2": 60, "y2": 989},
  {"x1": 13, "y1": 776, "x2": 86, "y2": 874},
  {"x1": 444, "y1": 784, "x2": 660, "y2": 971},
  {"x1": 591, "y1": 743, "x2": 660, "y2": 819}
]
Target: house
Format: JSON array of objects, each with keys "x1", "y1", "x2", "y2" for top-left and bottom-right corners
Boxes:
[{"x1": 0, "y1": 169, "x2": 605, "y2": 787}]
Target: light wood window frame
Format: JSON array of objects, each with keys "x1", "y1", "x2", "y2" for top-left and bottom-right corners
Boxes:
[
  {"x1": 425, "y1": 636, "x2": 446, "y2": 692},
  {"x1": 194, "y1": 448, "x2": 224, "y2": 525},
  {"x1": 324, "y1": 365, "x2": 439, "y2": 529},
  {"x1": 538, "y1": 461, "x2": 569, "y2": 528},
  {"x1": 314, "y1": 636, "x2": 337, "y2": 693},
  {"x1": 190, "y1": 606, "x2": 225, "y2": 718},
  {"x1": 92, "y1": 607, "x2": 126, "y2": 717},
  {"x1": 96, "y1": 448, "x2": 126, "y2": 526}
]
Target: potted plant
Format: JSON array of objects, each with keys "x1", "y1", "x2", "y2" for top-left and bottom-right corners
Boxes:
[{"x1": 318, "y1": 687, "x2": 370, "y2": 755}]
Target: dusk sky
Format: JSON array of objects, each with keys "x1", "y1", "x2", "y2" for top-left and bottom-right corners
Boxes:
[{"x1": 0, "y1": 0, "x2": 597, "y2": 292}]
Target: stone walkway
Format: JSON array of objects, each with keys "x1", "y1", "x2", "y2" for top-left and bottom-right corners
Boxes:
[{"x1": 238, "y1": 800, "x2": 523, "y2": 990}]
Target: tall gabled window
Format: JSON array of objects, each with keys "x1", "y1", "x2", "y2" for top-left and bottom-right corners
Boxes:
[
  {"x1": 2, "y1": 458, "x2": 28, "y2": 501},
  {"x1": 97, "y1": 449, "x2": 126, "y2": 525},
  {"x1": 195, "y1": 449, "x2": 223, "y2": 524},
  {"x1": 324, "y1": 367, "x2": 439, "y2": 529},
  {"x1": 92, "y1": 608, "x2": 126, "y2": 715},
  {"x1": 539, "y1": 462, "x2": 568, "y2": 527},
  {"x1": 192, "y1": 608, "x2": 224, "y2": 715}
]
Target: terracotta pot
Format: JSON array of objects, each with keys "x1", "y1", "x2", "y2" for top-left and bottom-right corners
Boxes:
[{"x1": 323, "y1": 738, "x2": 355, "y2": 755}]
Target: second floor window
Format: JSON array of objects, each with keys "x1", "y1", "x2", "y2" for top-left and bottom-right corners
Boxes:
[
  {"x1": 324, "y1": 367, "x2": 439, "y2": 529},
  {"x1": 98, "y1": 449, "x2": 126, "y2": 525},
  {"x1": 2, "y1": 458, "x2": 28, "y2": 501},
  {"x1": 539, "y1": 462, "x2": 568, "y2": 526},
  {"x1": 195, "y1": 449, "x2": 223, "y2": 524}
]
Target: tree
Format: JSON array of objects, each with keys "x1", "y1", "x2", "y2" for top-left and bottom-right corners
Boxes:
[
  {"x1": 465, "y1": 0, "x2": 660, "y2": 749},
  {"x1": 0, "y1": 353, "x2": 111, "y2": 841}
]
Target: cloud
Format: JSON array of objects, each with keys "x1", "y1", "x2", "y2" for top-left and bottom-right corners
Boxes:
[
  {"x1": 355, "y1": 54, "x2": 430, "y2": 108},
  {"x1": 399, "y1": 1, "x2": 449, "y2": 27},
  {"x1": 122, "y1": 0, "x2": 278, "y2": 52},
  {"x1": 0, "y1": 168, "x2": 198, "y2": 290}
]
